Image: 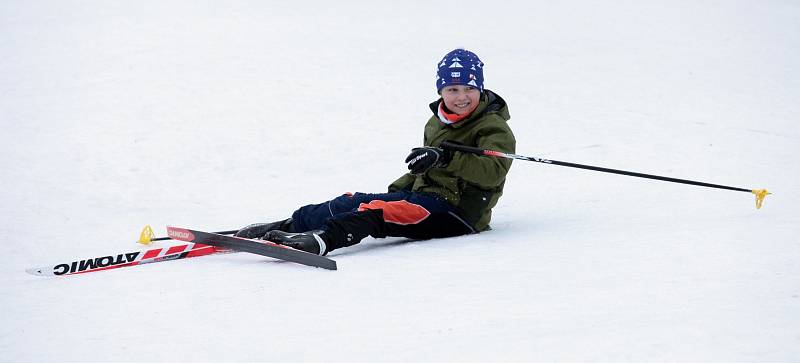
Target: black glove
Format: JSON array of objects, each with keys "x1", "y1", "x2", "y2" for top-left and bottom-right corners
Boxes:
[{"x1": 405, "y1": 147, "x2": 452, "y2": 175}]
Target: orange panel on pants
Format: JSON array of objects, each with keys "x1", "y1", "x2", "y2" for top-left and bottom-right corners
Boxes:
[{"x1": 357, "y1": 200, "x2": 431, "y2": 225}]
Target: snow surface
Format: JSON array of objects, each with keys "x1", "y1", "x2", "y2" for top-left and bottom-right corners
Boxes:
[{"x1": 2, "y1": 0, "x2": 799, "y2": 361}]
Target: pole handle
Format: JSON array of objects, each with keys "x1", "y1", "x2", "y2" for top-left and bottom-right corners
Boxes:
[{"x1": 440, "y1": 141, "x2": 485, "y2": 155}]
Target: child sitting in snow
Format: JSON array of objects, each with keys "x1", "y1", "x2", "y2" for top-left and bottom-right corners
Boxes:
[{"x1": 235, "y1": 48, "x2": 516, "y2": 255}]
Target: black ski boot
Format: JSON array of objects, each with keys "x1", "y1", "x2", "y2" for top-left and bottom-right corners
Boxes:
[
  {"x1": 235, "y1": 218, "x2": 294, "y2": 239},
  {"x1": 265, "y1": 230, "x2": 329, "y2": 256}
]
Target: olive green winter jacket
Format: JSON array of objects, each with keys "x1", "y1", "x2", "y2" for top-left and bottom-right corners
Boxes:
[{"x1": 388, "y1": 90, "x2": 515, "y2": 231}]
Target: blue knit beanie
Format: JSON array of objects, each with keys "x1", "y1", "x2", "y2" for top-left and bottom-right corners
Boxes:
[{"x1": 436, "y1": 48, "x2": 484, "y2": 93}]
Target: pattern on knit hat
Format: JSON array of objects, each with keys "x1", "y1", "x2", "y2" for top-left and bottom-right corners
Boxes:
[{"x1": 436, "y1": 49, "x2": 484, "y2": 93}]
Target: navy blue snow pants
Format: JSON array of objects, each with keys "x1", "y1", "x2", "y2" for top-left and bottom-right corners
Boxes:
[{"x1": 290, "y1": 191, "x2": 475, "y2": 251}]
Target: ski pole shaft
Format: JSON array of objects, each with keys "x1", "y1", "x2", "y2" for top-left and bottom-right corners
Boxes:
[{"x1": 440, "y1": 141, "x2": 770, "y2": 208}]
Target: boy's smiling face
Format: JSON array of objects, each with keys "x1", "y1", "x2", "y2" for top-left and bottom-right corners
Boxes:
[{"x1": 441, "y1": 85, "x2": 481, "y2": 116}]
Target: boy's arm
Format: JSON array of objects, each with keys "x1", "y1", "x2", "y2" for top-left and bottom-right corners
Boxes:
[{"x1": 447, "y1": 122, "x2": 515, "y2": 188}]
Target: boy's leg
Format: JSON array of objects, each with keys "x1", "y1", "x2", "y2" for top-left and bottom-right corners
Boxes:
[
  {"x1": 318, "y1": 192, "x2": 476, "y2": 252},
  {"x1": 238, "y1": 191, "x2": 428, "y2": 241},
  {"x1": 290, "y1": 192, "x2": 410, "y2": 232}
]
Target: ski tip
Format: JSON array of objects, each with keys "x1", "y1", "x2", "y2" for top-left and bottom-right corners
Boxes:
[
  {"x1": 25, "y1": 267, "x2": 51, "y2": 276},
  {"x1": 166, "y1": 226, "x2": 196, "y2": 242}
]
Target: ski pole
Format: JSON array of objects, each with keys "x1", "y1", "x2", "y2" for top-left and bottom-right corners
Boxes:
[
  {"x1": 137, "y1": 225, "x2": 238, "y2": 245},
  {"x1": 440, "y1": 141, "x2": 771, "y2": 209}
]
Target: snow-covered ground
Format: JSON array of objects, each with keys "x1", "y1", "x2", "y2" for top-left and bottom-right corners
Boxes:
[{"x1": 2, "y1": 1, "x2": 799, "y2": 361}]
